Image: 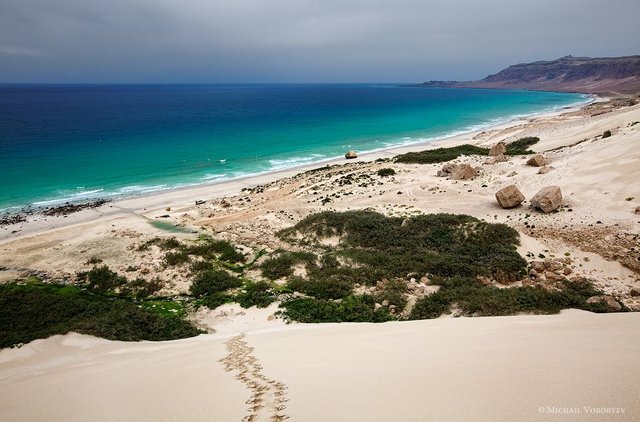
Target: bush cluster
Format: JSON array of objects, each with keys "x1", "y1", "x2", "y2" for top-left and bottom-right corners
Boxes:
[
  {"x1": 393, "y1": 137, "x2": 540, "y2": 164},
  {"x1": 410, "y1": 277, "x2": 620, "y2": 319},
  {"x1": 0, "y1": 283, "x2": 202, "y2": 348},
  {"x1": 278, "y1": 295, "x2": 393, "y2": 323},
  {"x1": 377, "y1": 168, "x2": 396, "y2": 177}
]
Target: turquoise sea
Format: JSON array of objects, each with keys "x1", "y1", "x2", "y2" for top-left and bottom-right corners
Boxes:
[{"x1": 0, "y1": 84, "x2": 586, "y2": 211}]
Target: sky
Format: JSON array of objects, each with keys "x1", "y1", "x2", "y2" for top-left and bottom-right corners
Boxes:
[{"x1": 1, "y1": 0, "x2": 639, "y2": 83}]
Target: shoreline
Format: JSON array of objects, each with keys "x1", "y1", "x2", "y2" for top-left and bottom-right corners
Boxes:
[
  {"x1": 0, "y1": 92, "x2": 593, "y2": 216},
  {"x1": 0, "y1": 93, "x2": 593, "y2": 221}
]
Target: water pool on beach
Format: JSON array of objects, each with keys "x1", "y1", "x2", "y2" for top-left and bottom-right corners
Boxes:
[{"x1": 0, "y1": 84, "x2": 586, "y2": 210}]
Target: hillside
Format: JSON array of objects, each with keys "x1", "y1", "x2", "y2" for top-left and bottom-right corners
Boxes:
[{"x1": 423, "y1": 55, "x2": 640, "y2": 94}]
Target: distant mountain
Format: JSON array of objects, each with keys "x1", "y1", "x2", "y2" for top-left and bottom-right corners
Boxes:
[{"x1": 422, "y1": 55, "x2": 640, "y2": 94}]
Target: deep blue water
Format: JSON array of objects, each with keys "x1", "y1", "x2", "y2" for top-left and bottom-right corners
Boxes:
[{"x1": 0, "y1": 84, "x2": 586, "y2": 211}]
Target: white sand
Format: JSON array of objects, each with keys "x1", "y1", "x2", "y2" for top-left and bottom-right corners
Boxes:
[
  {"x1": 1, "y1": 98, "x2": 640, "y2": 421},
  {"x1": 1, "y1": 310, "x2": 639, "y2": 421}
]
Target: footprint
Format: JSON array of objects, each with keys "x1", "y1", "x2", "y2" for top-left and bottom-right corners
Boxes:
[{"x1": 221, "y1": 334, "x2": 291, "y2": 422}]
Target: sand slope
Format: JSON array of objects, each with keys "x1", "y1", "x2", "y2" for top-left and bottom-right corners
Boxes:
[{"x1": 1, "y1": 310, "x2": 639, "y2": 421}]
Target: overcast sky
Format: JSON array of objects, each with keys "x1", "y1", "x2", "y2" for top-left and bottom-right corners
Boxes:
[{"x1": 1, "y1": 0, "x2": 638, "y2": 83}]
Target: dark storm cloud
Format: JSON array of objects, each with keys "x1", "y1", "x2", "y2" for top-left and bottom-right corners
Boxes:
[{"x1": 0, "y1": 0, "x2": 638, "y2": 83}]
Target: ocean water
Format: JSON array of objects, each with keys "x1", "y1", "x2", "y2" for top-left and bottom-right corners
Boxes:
[{"x1": 0, "y1": 84, "x2": 586, "y2": 211}]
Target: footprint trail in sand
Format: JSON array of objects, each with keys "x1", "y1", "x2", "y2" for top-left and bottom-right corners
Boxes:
[{"x1": 220, "y1": 334, "x2": 290, "y2": 422}]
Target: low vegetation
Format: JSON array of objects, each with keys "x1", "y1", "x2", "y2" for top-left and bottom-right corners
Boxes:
[
  {"x1": 394, "y1": 137, "x2": 539, "y2": 164},
  {"x1": 377, "y1": 168, "x2": 396, "y2": 177},
  {"x1": 410, "y1": 277, "x2": 616, "y2": 319},
  {"x1": 4, "y1": 206, "x2": 622, "y2": 346},
  {"x1": 504, "y1": 136, "x2": 539, "y2": 155},
  {"x1": 0, "y1": 282, "x2": 202, "y2": 348},
  {"x1": 394, "y1": 144, "x2": 489, "y2": 164}
]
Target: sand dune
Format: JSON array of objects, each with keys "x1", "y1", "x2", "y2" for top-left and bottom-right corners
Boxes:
[{"x1": 1, "y1": 310, "x2": 639, "y2": 421}]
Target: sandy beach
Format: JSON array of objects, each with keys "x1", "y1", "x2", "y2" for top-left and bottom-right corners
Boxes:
[
  {"x1": 1, "y1": 97, "x2": 640, "y2": 421},
  {"x1": 1, "y1": 310, "x2": 639, "y2": 421}
]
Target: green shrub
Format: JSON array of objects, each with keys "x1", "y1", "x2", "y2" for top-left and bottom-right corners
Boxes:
[
  {"x1": 235, "y1": 281, "x2": 276, "y2": 308},
  {"x1": 505, "y1": 137, "x2": 539, "y2": 155},
  {"x1": 77, "y1": 265, "x2": 127, "y2": 292},
  {"x1": 279, "y1": 211, "x2": 526, "y2": 281},
  {"x1": 201, "y1": 292, "x2": 232, "y2": 309},
  {"x1": 394, "y1": 144, "x2": 489, "y2": 164},
  {"x1": 409, "y1": 277, "x2": 620, "y2": 319},
  {"x1": 278, "y1": 295, "x2": 393, "y2": 323},
  {"x1": 287, "y1": 277, "x2": 353, "y2": 300},
  {"x1": 377, "y1": 168, "x2": 396, "y2": 177},
  {"x1": 190, "y1": 269, "x2": 242, "y2": 298},
  {"x1": 138, "y1": 237, "x2": 183, "y2": 251},
  {"x1": 0, "y1": 283, "x2": 202, "y2": 348},
  {"x1": 164, "y1": 250, "x2": 190, "y2": 266},
  {"x1": 121, "y1": 277, "x2": 163, "y2": 298},
  {"x1": 374, "y1": 279, "x2": 407, "y2": 311},
  {"x1": 186, "y1": 237, "x2": 245, "y2": 263},
  {"x1": 261, "y1": 251, "x2": 317, "y2": 279}
]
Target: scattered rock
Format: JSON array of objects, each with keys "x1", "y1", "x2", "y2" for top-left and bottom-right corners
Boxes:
[
  {"x1": 538, "y1": 166, "x2": 554, "y2": 174},
  {"x1": 586, "y1": 295, "x2": 622, "y2": 311},
  {"x1": 489, "y1": 141, "x2": 507, "y2": 156},
  {"x1": 484, "y1": 154, "x2": 508, "y2": 165},
  {"x1": 635, "y1": 206, "x2": 640, "y2": 214},
  {"x1": 437, "y1": 163, "x2": 477, "y2": 180},
  {"x1": 495, "y1": 185, "x2": 525, "y2": 208},
  {"x1": 195, "y1": 200, "x2": 206, "y2": 205},
  {"x1": 545, "y1": 271, "x2": 565, "y2": 282},
  {"x1": 507, "y1": 171, "x2": 518, "y2": 177},
  {"x1": 530, "y1": 186, "x2": 563, "y2": 213},
  {"x1": 345, "y1": 150, "x2": 358, "y2": 159},
  {"x1": 527, "y1": 154, "x2": 548, "y2": 167},
  {"x1": 630, "y1": 288, "x2": 640, "y2": 297},
  {"x1": 530, "y1": 261, "x2": 545, "y2": 273}
]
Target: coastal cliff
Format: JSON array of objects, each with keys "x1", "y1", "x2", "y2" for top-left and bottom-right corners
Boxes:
[{"x1": 423, "y1": 55, "x2": 640, "y2": 94}]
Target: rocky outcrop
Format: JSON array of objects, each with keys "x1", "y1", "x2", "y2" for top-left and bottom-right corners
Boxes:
[
  {"x1": 495, "y1": 185, "x2": 525, "y2": 208},
  {"x1": 345, "y1": 150, "x2": 358, "y2": 159},
  {"x1": 530, "y1": 186, "x2": 562, "y2": 213},
  {"x1": 489, "y1": 142, "x2": 507, "y2": 156},
  {"x1": 527, "y1": 154, "x2": 548, "y2": 167},
  {"x1": 528, "y1": 258, "x2": 573, "y2": 283},
  {"x1": 437, "y1": 163, "x2": 477, "y2": 180},
  {"x1": 484, "y1": 154, "x2": 508, "y2": 165},
  {"x1": 586, "y1": 295, "x2": 623, "y2": 311}
]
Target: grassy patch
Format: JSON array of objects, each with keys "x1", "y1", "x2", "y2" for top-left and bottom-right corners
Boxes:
[
  {"x1": 0, "y1": 283, "x2": 202, "y2": 348},
  {"x1": 394, "y1": 137, "x2": 539, "y2": 164},
  {"x1": 279, "y1": 211, "x2": 526, "y2": 282},
  {"x1": 410, "y1": 277, "x2": 620, "y2": 319},
  {"x1": 377, "y1": 168, "x2": 396, "y2": 177},
  {"x1": 394, "y1": 144, "x2": 489, "y2": 164},
  {"x1": 235, "y1": 281, "x2": 277, "y2": 308},
  {"x1": 141, "y1": 300, "x2": 187, "y2": 318},
  {"x1": 261, "y1": 251, "x2": 317, "y2": 279},
  {"x1": 277, "y1": 295, "x2": 393, "y2": 323},
  {"x1": 190, "y1": 269, "x2": 243, "y2": 298},
  {"x1": 77, "y1": 265, "x2": 127, "y2": 292},
  {"x1": 505, "y1": 137, "x2": 539, "y2": 155}
]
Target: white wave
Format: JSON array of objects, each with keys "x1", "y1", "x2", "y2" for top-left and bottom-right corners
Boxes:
[
  {"x1": 32, "y1": 188, "x2": 105, "y2": 206},
  {"x1": 116, "y1": 184, "x2": 168, "y2": 194},
  {"x1": 268, "y1": 154, "x2": 326, "y2": 171},
  {"x1": 201, "y1": 173, "x2": 228, "y2": 181}
]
